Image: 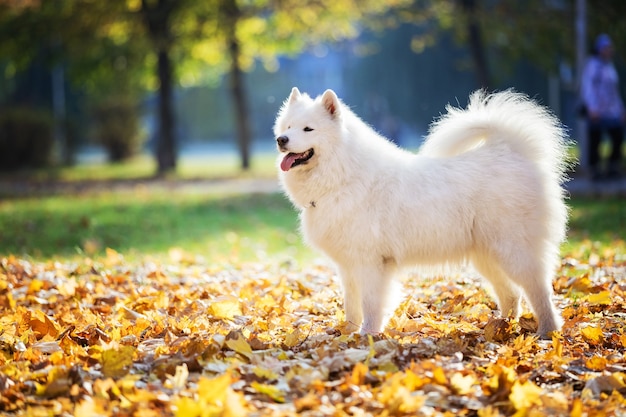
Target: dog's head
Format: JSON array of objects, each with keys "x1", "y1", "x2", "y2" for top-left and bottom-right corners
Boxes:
[{"x1": 274, "y1": 87, "x2": 342, "y2": 172}]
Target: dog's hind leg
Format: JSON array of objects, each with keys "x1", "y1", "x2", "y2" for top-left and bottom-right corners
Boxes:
[
  {"x1": 471, "y1": 253, "x2": 522, "y2": 318},
  {"x1": 491, "y1": 246, "x2": 562, "y2": 337}
]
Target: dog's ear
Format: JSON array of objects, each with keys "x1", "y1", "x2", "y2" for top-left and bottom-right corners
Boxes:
[
  {"x1": 321, "y1": 89, "x2": 341, "y2": 118},
  {"x1": 289, "y1": 87, "x2": 301, "y2": 103}
]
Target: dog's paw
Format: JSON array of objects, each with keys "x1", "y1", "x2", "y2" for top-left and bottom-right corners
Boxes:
[{"x1": 335, "y1": 321, "x2": 360, "y2": 335}]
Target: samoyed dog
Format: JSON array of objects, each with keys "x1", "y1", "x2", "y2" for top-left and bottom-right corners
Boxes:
[{"x1": 274, "y1": 87, "x2": 568, "y2": 337}]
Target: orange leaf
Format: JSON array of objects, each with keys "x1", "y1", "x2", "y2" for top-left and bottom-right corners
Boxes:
[
  {"x1": 350, "y1": 362, "x2": 368, "y2": 386},
  {"x1": 29, "y1": 309, "x2": 60, "y2": 340}
]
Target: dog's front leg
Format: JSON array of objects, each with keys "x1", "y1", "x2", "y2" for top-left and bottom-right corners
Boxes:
[
  {"x1": 345, "y1": 261, "x2": 398, "y2": 335},
  {"x1": 338, "y1": 266, "x2": 363, "y2": 332}
]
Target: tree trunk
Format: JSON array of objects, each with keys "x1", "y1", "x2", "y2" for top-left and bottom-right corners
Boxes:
[
  {"x1": 141, "y1": 0, "x2": 178, "y2": 176},
  {"x1": 461, "y1": 0, "x2": 491, "y2": 89},
  {"x1": 156, "y1": 47, "x2": 177, "y2": 175},
  {"x1": 224, "y1": 0, "x2": 252, "y2": 170}
]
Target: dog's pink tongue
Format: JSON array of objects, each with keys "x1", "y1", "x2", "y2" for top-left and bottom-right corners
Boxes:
[{"x1": 280, "y1": 154, "x2": 298, "y2": 172}]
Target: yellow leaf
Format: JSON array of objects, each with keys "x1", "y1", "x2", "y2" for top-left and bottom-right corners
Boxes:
[
  {"x1": 166, "y1": 363, "x2": 189, "y2": 390},
  {"x1": 585, "y1": 355, "x2": 608, "y2": 371},
  {"x1": 27, "y1": 279, "x2": 44, "y2": 293},
  {"x1": 551, "y1": 335, "x2": 563, "y2": 358},
  {"x1": 284, "y1": 328, "x2": 302, "y2": 348},
  {"x1": 225, "y1": 330, "x2": 253, "y2": 360},
  {"x1": 251, "y1": 381, "x2": 285, "y2": 403},
  {"x1": 350, "y1": 362, "x2": 368, "y2": 386},
  {"x1": 509, "y1": 380, "x2": 542, "y2": 410},
  {"x1": 570, "y1": 398, "x2": 583, "y2": 417},
  {"x1": 180, "y1": 373, "x2": 248, "y2": 416},
  {"x1": 252, "y1": 366, "x2": 279, "y2": 381},
  {"x1": 75, "y1": 398, "x2": 108, "y2": 417},
  {"x1": 198, "y1": 374, "x2": 231, "y2": 405},
  {"x1": 101, "y1": 345, "x2": 135, "y2": 378},
  {"x1": 477, "y1": 406, "x2": 501, "y2": 417},
  {"x1": 584, "y1": 291, "x2": 612, "y2": 305},
  {"x1": 450, "y1": 372, "x2": 476, "y2": 395},
  {"x1": 581, "y1": 326, "x2": 604, "y2": 345},
  {"x1": 173, "y1": 396, "x2": 203, "y2": 417},
  {"x1": 105, "y1": 247, "x2": 123, "y2": 265},
  {"x1": 433, "y1": 366, "x2": 447, "y2": 385},
  {"x1": 36, "y1": 366, "x2": 71, "y2": 398},
  {"x1": 208, "y1": 296, "x2": 242, "y2": 320},
  {"x1": 378, "y1": 374, "x2": 426, "y2": 414},
  {"x1": 223, "y1": 388, "x2": 248, "y2": 417}
]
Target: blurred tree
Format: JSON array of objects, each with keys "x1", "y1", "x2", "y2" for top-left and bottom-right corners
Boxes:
[
  {"x1": 0, "y1": 0, "x2": 148, "y2": 165},
  {"x1": 6, "y1": 0, "x2": 624, "y2": 172},
  {"x1": 397, "y1": 0, "x2": 577, "y2": 89},
  {"x1": 0, "y1": 0, "x2": 413, "y2": 173},
  {"x1": 396, "y1": 0, "x2": 626, "y2": 89},
  {"x1": 191, "y1": 0, "x2": 414, "y2": 170}
]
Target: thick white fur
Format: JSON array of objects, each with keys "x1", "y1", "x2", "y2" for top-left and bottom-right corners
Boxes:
[{"x1": 274, "y1": 87, "x2": 568, "y2": 337}]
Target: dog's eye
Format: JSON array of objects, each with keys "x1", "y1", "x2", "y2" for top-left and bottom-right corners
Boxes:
[{"x1": 303, "y1": 127, "x2": 314, "y2": 132}]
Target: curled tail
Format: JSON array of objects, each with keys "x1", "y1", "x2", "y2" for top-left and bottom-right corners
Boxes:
[{"x1": 421, "y1": 90, "x2": 570, "y2": 186}]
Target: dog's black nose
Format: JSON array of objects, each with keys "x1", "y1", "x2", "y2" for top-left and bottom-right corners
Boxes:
[{"x1": 276, "y1": 136, "x2": 289, "y2": 147}]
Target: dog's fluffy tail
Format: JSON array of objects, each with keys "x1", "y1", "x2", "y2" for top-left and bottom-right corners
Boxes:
[{"x1": 422, "y1": 89, "x2": 570, "y2": 185}]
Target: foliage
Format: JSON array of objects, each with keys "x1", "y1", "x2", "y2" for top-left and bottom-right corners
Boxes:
[
  {"x1": 91, "y1": 95, "x2": 146, "y2": 162},
  {"x1": 393, "y1": 0, "x2": 626, "y2": 85},
  {"x1": 0, "y1": 242, "x2": 625, "y2": 415},
  {"x1": 0, "y1": 0, "x2": 416, "y2": 173},
  {"x1": 0, "y1": 107, "x2": 54, "y2": 171}
]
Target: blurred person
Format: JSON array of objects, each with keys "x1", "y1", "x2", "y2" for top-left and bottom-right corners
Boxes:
[{"x1": 581, "y1": 33, "x2": 625, "y2": 180}]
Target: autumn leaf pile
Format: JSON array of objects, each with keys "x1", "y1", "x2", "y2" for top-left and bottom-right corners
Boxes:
[{"x1": 1, "y1": 243, "x2": 625, "y2": 416}]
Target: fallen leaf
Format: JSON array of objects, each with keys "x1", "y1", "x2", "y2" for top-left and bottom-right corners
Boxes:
[
  {"x1": 585, "y1": 355, "x2": 608, "y2": 371},
  {"x1": 583, "y1": 373, "x2": 626, "y2": 397},
  {"x1": 224, "y1": 330, "x2": 253, "y2": 360},
  {"x1": 584, "y1": 291, "x2": 612, "y2": 305},
  {"x1": 251, "y1": 381, "x2": 286, "y2": 403},
  {"x1": 450, "y1": 372, "x2": 477, "y2": 395},
  {"x1": 509, "y1": 380, "x2": 543, "y2": 410},
  {"x1": 208, "y1": 296, "x2": 242, "y2": 320},
  {"x1": 580, "y1": 326, "x2": 604, "y2": 345},
  {"x1": 100, "y1": 345, "x2": 135, "y2": 378},
  {"x1": 484, "y1": 317, "x2": 511, "y2": 342}
]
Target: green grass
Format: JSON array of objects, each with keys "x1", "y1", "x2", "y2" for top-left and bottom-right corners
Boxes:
[
  {"x1": 0, "y1": 182, "x2": 623, "y2": 264},
  {"x1": 0, "y1": 152, "x2": 279, "y2": 182},
  {"x1": 563, "y1": 196, "x2": 626, "y2": 256},
  {"x1": 0, "y1": 191, "x2": 311, "y2": 264},
  {"x1": 0, "y1": 151, "x2": 623, "y2": 263}
]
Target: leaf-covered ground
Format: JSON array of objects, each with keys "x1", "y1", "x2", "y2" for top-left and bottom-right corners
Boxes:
[{"x1": 1, "y1": 243, "x2": 625, "y2": 416}]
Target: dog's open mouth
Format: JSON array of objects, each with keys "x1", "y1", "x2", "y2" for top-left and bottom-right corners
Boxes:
[{"x1": 280, "y1": 148, "x2": 314, "y2": 172}]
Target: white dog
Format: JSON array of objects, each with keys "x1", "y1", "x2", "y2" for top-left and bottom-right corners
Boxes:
[{"x1": 274, "y1": 87, "x2": 568, "y2": 337}]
